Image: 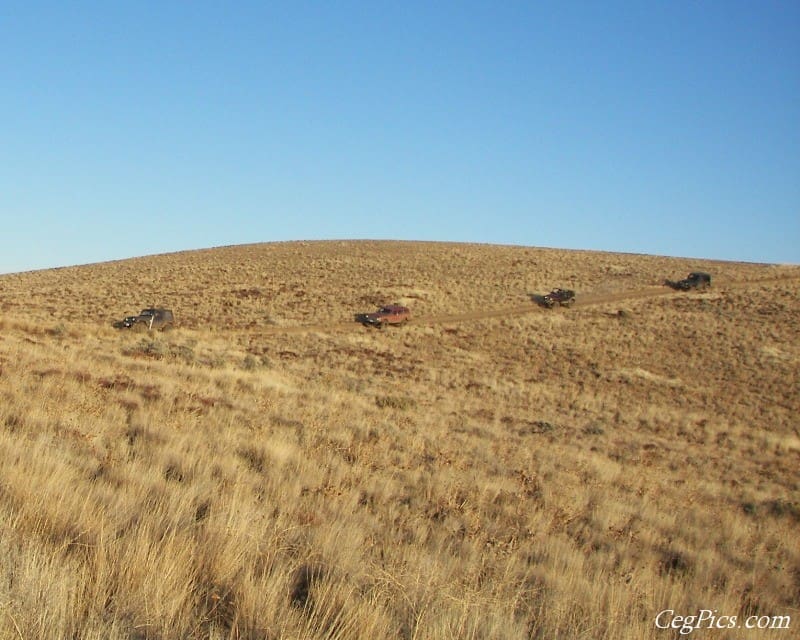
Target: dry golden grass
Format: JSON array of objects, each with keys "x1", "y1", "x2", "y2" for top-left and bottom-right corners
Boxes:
[{"x1": 0, "y1": 240, "x2": 798, "y2": 639}]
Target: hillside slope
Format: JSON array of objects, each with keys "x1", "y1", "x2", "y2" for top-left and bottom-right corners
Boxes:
[{"x1": 0, "y1": 241, "x2": 798, "y2": 639}]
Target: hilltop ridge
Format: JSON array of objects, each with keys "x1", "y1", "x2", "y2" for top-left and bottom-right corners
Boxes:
[{"x1": 1, "y1": 239, "x2": 794, "y2": 328}]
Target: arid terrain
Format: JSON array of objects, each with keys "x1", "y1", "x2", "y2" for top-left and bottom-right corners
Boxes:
[{"x1": 0, "y1": 240, "x2": 798, "y2": 639}]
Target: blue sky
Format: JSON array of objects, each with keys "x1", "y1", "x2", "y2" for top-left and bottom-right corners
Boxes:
[{"x1": 1, "y1": 1, "x2": 798, "y2": 273}]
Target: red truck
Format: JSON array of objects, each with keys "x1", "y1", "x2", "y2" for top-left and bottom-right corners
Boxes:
[{"x1": 360, "y1": 305, "x2": 411, "y2": 329}]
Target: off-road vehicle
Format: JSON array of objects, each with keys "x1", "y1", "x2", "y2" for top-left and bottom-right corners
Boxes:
[
  {"x1": 542, "y1": 288, "x2": 576, "y2": 308},
  {"x1": 358, "y1": 305, "x2": 411, "y2": 329},
  {"x1": 666, "y1": 272, "x2": 711, "y2": 291},
  {"x1": 114, "y1": 308, "x2": 175, "y2": 331}
]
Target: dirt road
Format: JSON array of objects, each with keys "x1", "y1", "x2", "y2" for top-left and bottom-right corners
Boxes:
[{"x1": 245, "y1": 272, "x2": 800, "y2": 337}]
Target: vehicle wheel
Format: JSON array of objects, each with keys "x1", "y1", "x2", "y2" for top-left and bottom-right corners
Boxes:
[{"x1": 133, "y1": 322, "x2": 147, "y2": 333}]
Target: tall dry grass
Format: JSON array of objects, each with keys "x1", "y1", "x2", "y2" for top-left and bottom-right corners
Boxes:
[{"x1": 0, "y1": 241, "x2": 798, "y2": 639}]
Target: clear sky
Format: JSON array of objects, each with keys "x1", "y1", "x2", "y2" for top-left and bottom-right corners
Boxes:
[{"x1": 1, "y1": 1, "x2": 798, "y2": 274}]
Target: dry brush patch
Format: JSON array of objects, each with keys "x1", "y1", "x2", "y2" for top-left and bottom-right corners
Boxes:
[{"x1": 0, "y1": 241, "x2": 798, "y2": 639}]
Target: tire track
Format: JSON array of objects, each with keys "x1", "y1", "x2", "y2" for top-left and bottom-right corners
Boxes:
[{"x1": 244, "y1": 272, "x2": 800, "y2": 338}]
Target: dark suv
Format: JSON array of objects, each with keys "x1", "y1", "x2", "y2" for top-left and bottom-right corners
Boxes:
[
  {"x1": 114, "y1": 308, "x2": 175, "y2": 331},
  {"x1": 542, "y1": 288, "x2": 576, "y2": 308},
  {"x1": 668, "y1": 272, "x2": 711, "y2": 291}
]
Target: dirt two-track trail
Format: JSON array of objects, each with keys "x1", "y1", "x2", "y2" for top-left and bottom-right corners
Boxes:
[{"x1": 245, "y1": 272, "x2": 800, "y2": 338}]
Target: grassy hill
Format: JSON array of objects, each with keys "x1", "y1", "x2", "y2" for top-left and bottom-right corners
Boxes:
[{"x1": 0, "y1": 241, "x2": 797, "y2": 639}]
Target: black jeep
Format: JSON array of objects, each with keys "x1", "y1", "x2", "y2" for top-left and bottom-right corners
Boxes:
[
  {"x1": 542, "y1": 288, "x2": 576, "y2": 308},
  {"x1": 114, "y1": 308, "x2": 175, "y2": 331},
  {"x1": 666, "y1": 272, "x2": 711, "y2": 291}
]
